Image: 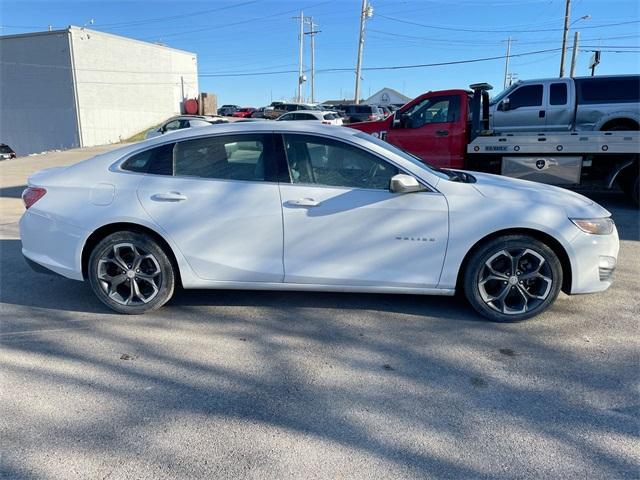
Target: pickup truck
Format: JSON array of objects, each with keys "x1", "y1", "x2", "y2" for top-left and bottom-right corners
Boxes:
[
  {"x1": 349, "y1": 84, "x2": 640, "y2": 206},
  {"x1": 489, "y1": 75, "x2": 640, "y2": 132}
]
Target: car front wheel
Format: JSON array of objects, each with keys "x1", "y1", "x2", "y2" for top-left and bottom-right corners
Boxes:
[
  {"x1": 88, "y1": 231, "x2": 175, "y2": 314},
  {"x1": 463, "y1": 235, "x2": 562, "y2": 322}
]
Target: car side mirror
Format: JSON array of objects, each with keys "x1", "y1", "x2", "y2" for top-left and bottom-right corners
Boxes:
[
  {"x1": 394, "y1": 113, "x2": 410, "y2": 128},
  {"x1": 499, "y1": 98, "x2": 510, "y2": 111},
  {"x1": 390, "y1": 174, "x2": 426, "y2": 193}
]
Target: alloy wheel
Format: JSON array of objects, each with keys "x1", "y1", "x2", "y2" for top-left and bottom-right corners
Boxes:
[
  {"x1": 477, "y1": 248, "x2": 553, "y2": 315},
  {"x1": 97, "y1": 243, "x2": 162, "y2": 306}
]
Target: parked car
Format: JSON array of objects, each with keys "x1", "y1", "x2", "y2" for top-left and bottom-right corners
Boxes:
[
  {"x1": 489, "y1": 75, "x2": 640, "y2": 132},
  {"x1": 0, "y1": 143, "x2": 17, "y2": 160},
  {"x1": 145, "y1": 115, "x2": 227, "y2": 139},
  {"x1": 232, "y1": 107, "x2": 257, "y2": 118},
  {"x1": 378, "y1": 105, "x2": 393, "y2": 117},
  {"x1": 217, "y1": 105, "x2": 240, "y2": 116},
  {"x1": 342, "y1": 104, "x2": 385, "y2": 123},
  {"x1": 276, "y1": 110, "x2": 343, "y2": 125},
  {"x1": 251, "y1": 107, "x2": 268, "y2": 118},
  {"x1": 21, "y1": 122, "x2": 618, "y2": 322},
  {"x1": 264, "y1": 103, "x2": 318, "y2": 119}
]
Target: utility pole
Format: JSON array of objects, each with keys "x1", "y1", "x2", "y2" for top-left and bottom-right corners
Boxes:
[
  {"x1": 559, "y1": 0, "x2": 571, "y2": 77},
  {"x1": 293, "y1": 11, "x2": 306, "y2": 103},
  {"x1": 305, "y1": 17, "x2": 320, "y2": 104},
  {"x1": 354, "y1": 0, "x2": 373, "y2": 104},
  {"x1": 569, "y1": 31, "x2": 580, "y2": 77},
  {"x1": 502, "y1": 37, "x2": 514, "y2": 89}
]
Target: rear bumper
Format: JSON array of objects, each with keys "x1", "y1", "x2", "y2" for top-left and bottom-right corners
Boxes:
[
  {"x1": 568, "y1": 226, "x2": 620, "y2": 294},
  {"x1": 20, "y1": 210, "x2": 87, "y2": 281}
]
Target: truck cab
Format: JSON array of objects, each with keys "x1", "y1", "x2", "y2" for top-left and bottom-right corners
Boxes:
[
  {"x1": 489, "y1": 75, "x2": 640, "y2": 132},
  {"x1": 349, "y1": 89, "x2": 470, "y2": 169},
  {"x1": 490, "y1": 78, "x2": 575, "y2": 132}
]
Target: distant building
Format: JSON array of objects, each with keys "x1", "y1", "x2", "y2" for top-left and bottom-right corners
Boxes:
[
  {"x1": 0, "y1": 27, "x2": 198, "y2": 155},
  {"x1": 365, "y1": 87, "x2": 411, "y2": 106}
]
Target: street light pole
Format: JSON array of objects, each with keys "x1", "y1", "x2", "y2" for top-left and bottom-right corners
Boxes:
[
  {"x1": 354, "y1": 0, "x2": 372, "y2": 104},
  {"x1": 502, "y1": 37, "x2": 514, "y2": 89},
  {"x1": 294, "y1": 11, "x2": 305, "y2": 103},
  {"x1": 305, "y1": 17, "x2": 320, "y2": 104},
  {"x1": 569, "y1": 31, "x2": 580, "y2": 77},
  {"x1": 559, "y1": 0, "x2": 571, "y2": 77}
]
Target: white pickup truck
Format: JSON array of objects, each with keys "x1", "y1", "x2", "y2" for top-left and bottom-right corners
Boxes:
[{"x1": 489, "y1": 75, "x2": 640, "y2": 132}]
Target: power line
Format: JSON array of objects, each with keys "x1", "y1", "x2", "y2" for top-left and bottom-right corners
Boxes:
[
  {"x1": 97, "y1": 1, "x2": 261, "y2": 29},
  {"x1": 200, "y1": 47, "x2": 567, "y2": 77},
  {"x1": 137, "y1": 0, "x2": 333, "y2": 41},
  {"x1": 377, "y1": 14, "x2": 640, "y2": 33}
]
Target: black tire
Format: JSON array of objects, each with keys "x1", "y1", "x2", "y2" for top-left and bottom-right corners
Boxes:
[
  {"x1": 463, "y1": 235, "x2": 562, "y2": 322},
  {"x1": 88, "y1": 231, "x2": 175, "y2": 314},
  {"x1": 602, "y1": 122, "x2": 639, "y2": 132}
]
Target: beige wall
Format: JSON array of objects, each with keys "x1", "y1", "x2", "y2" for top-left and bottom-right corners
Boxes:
[{"x1": 70, "y1": 27, "x2": 198, "y2": 146}]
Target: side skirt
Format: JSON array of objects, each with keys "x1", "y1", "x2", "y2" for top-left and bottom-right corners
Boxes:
[{"x1": 180, "y1": 280, "x2": 456, "y2": 296}]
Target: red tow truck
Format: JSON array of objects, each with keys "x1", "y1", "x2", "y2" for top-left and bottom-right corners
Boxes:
[{"x1": 349, "y1": 84, "x2": 639, "y2": 206}]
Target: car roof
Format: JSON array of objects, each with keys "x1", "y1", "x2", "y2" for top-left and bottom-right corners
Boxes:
[
  {"x1": 166, "y1": 115, "x2": 218, "y2": 122},
  {"x1": 144, "y1": 120, "x2": 359, "y2": 144},
  {"x1": 282, "y1": 110, "x2": 335, "y2": 115}
]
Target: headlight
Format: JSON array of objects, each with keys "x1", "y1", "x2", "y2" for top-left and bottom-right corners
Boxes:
[{"x1": 570, "y1": 217, "x2": 614, "y2": 235}]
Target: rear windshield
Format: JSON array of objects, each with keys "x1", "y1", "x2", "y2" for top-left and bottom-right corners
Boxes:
[
  {"x1": 576, "y1": 76, "x2": 640, "y2": 104},
  {"x1": 0, "y1": 145, "x2": 13, "y2": 153},
  {"x1": 323, "y1": 113, "x2": 338, "y2": 120},
  {"x1": 356, "y1": 105, "x2": 373, "y2": 113}
]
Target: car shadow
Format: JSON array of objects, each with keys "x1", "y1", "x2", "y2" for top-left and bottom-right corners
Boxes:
[
  {"x1": 1, "y1": 238, "x2": 480, "y2": 321},
  {"x1": 0, "y1": 185, "x2": 26, "y2": 199}
]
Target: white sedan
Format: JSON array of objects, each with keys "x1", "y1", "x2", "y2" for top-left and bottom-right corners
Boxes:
[
  {"x1": 276, "y1": 110, "x2": 343, "y2": 125},
  {"x1": 20, "y1": 122, "x2": 618, "y2": 321}
]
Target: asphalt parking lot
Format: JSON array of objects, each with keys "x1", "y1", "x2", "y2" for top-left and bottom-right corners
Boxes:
[{"x1": 1, "y1": 147, "x2": 639, "y2": 479}]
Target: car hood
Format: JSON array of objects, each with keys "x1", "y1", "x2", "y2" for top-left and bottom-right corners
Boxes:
[{"x1": 469, "y1": 171, "x2": 611, "y2": 218}]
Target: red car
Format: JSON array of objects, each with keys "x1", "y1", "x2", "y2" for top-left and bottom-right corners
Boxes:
[{"x1": 232, "y1": 107, "x2": 256, "y2": 118}]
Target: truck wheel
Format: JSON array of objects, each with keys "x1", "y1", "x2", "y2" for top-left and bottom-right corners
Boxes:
[{"x1": 463, "y1": 235, "x2": 562, "y2": 322}]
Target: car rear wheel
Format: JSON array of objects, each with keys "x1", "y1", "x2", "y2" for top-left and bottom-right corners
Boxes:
[
  {"x1": 88, "y1": 231, "x2": 175, "y2": 314},
  {"x1": 463, "y1": 235, "x2": 562, "y2": 322}
]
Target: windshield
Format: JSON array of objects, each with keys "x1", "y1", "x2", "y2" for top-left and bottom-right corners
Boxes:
[
  {"x1": 490, "y1": 83, "x2": 518, "y2": 105},
  {"x1": 355, "y1": 132, "x2": 450, "y2": 180},
  {"x1": 0, "y1": 145, "x2": 12, "y2": 154}
]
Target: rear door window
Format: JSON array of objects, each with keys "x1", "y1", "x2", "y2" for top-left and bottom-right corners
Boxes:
[
  {"x1": 122, "y1": 134, "x2": 276, "y2": 181},
  {"x1": 173, "y1": 135, "x2": 268, "y2": 181},
  {"x1": 549, "y1": 83, "x2": 568, "y2": 105}
]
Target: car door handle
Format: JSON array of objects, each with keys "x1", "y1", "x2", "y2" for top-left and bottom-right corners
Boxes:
[
  {"x1": 284, "y1": 198, "x2": 320, "y2": 208},
  {"x1": 539, "y1": 110, "x2": 546, "y2": 118},
  {"x1": 436, "y1": 130, "x2": 449, "y2": 136},
  {"x1": 151, "y1": 192, "x2": 187, "y2": 202}
]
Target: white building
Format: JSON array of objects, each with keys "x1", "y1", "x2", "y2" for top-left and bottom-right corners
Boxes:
[
  {"x1": 365, "y1": 87, "x2": 411, "y2": 106},
  {"x1": 0, "y1": 27, "x2": 198, "y2": 155}
]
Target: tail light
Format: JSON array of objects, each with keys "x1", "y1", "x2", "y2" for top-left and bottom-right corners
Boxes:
[{"x1": 22, "y1": 186, "x2": 46, "y2": 209}]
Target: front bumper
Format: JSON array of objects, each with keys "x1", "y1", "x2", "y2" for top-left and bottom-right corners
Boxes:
[
  {"x1": 20, "y1": 209, "x2": 87, "y2": 281},
  {"x1": 568, "y1": 225, "x2": 620, "y2": 294}
]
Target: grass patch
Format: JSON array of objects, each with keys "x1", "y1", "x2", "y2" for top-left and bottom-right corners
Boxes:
[{"x1": 121, "y1": 123, "x2": 162, "y2": 143}]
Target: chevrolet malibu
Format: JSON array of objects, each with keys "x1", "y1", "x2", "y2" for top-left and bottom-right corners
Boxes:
[{"x1": 20, "y1": 122, "x2": 619, "y2": 321}]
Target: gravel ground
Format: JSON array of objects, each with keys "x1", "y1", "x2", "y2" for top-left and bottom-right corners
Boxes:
[{"x1": 1, "y1": 146, "x2": 638, "y2": 479}]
